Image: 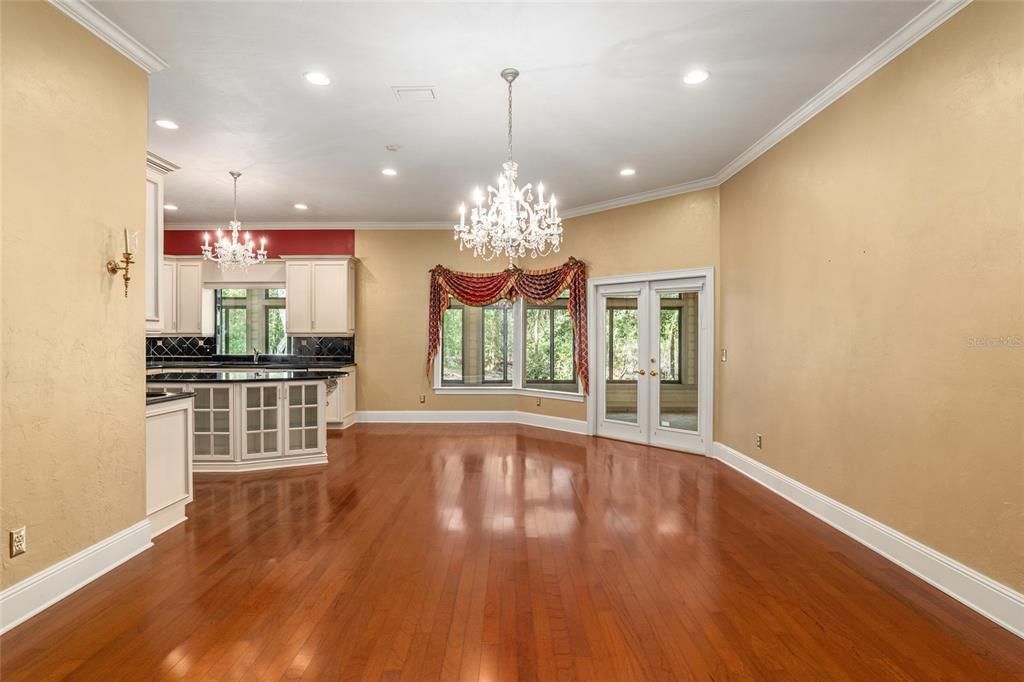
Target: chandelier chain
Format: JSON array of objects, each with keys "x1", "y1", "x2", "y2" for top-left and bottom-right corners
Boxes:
[{"x1": 507, "y1": 78, "x2": 513, "y2": 162}]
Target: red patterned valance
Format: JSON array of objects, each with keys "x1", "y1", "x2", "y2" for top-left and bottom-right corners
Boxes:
[{"x1": 427, "y1": 258, "x2": 589, "y2": 393}]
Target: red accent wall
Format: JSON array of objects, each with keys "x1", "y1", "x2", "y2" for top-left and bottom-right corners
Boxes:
[{"x1": 164, "y1": 229, "x2": 354, "y2": 258}]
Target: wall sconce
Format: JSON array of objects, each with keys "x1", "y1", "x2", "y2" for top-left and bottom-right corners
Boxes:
[{"x1": 107, "y1": 228, "x2": 137, "y2": 298}]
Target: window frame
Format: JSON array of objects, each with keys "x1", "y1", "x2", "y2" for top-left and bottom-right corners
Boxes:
[{"x1": 433, "y1": 297, "x2": 583, "y2": 402}]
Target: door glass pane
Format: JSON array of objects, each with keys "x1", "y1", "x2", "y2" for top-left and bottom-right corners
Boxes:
[
  {"x1": 195, "y1": 411, "x2": 210, "y2": 433},
  {"x1": 658, "y1": 291, "x2": 698, "y2": 432},
  {"x1": 247, "y1": 432, "x2": 260, "y2": 453},
  {"x1": 289, "y1": 386, "x2": 301, "y2": 406},
  {"x1": 304, "y1": 384, "x2": 317, "y2": 404},
  {"x1": 264, "y1": 409, "x2": 277, "y2": 430},
  {"x1": 247, "y1": 388, "x2": 260, "y2": 408},
  {"x1": 605, "y1": 297, "x2": 639, "y2": 423},
  {"x1": 263, "y1": 433, "x2": 276, "y2": 453}
]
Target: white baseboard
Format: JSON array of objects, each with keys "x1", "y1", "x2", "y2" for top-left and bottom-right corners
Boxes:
[
  {"x1": 355, "y1": 410, "x2": 588, "y2": 435},
  {"x1": 147, "y1": 498, "x2": 189, "y2": 538},
  {"x1": 193, "y1": 453, "x2": 327, "y2": 473},
  {"x1": 712, "y1": 442, "x2": 1024, "y2": 639},
  {"x1": 0, "y1": 519, "x2": 153, "y2": 634}
]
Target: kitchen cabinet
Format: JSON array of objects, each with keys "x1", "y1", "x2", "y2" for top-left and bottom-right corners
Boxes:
[
  {"x1": 144, "y1": 153, "x2": 178, "y2": 334},
  {"x1": 155, "y1": 256, "x2": 204, "y2": 336},
  {"x1": 325, "y1": 366, "x2": 357, "y2": 428},
  {"x1": 285, "y1": 381, "x2": 325, "y2": 455},
  {"x1": 147, "y1": 376, "x2": 331, "y2": 472},
  {"x1": 282, "y1": 257, "x2": 355, "y2": 335},
  {"x1": 145, "y1": 394, "x2": 193, "y2": 536}
]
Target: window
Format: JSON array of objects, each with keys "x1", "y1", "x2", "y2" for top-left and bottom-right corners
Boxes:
[
  {"x1": 441, "y1": 304, "x2": 465, "y2": 383},
  {"x1": 215, "y1": 288, "x2": 287, "y2": 354},
  {"x1": 482, "y1": 302, "x2": 512, "y2": 383},
  {"x1": 525, "y1": 293, "x2": 576, "y2": 393},
  {"x1": 437, "y1": 295, "x2": 580, "y2": 397}
]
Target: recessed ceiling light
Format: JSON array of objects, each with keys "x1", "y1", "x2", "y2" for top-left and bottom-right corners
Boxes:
[
  {"x1": 304, "y1": 72, "x2": 330, "y2": 86},
  {"x1": 683, "y1": 70, "x2": 709, "y2": 85},
  {"x1": 294, "y1": 203, "x2": 308, "y2": 210},
  {"x1": 619, "y1": 168, "x2": 636, "y2": 176},
  {"x1": 382, "y1": 168, "x2": 398, "y2": 176},
  {"x1": 154, "y1": 119, "x2": 179, "y2": 129},
  {"x1": 163, "y1": 203, "x2": 178, "y2": 211}
]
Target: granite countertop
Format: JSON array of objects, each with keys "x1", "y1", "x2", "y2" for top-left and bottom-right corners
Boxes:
[
  {"x1": 147, "y1": 370, "x2": 348, "y2": 384},
  {"x1": 146, "y1": 356, "x2": 355, "y2": 371},
  {"x1": 146, "y1": 390, "x2": 197, "y2": 406}
]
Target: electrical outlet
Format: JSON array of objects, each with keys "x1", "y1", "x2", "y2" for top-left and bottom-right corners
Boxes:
[
  {"x1": 755, "y1": 433, "x2": 763, "y2": 449},
  {"x1": 535, "y1": 398, "x2": 541, "y2": 406},
  {"x1": 10, "y1": 527, "x2": 26, "y2": 557},
  {"x1": 419, "y1": 394, "x2": 426, "y2": 404}
]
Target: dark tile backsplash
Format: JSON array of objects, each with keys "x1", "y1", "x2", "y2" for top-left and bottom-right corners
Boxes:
[
  {"x1": 289, "y1": 336, "x2": 354, "y2": 361},
  {"x1": 146, "y1": 335, "x2": 353, "y2": 362},
  {"x1": 146, "y1": 336, "x2": 215, "y2": 357}
]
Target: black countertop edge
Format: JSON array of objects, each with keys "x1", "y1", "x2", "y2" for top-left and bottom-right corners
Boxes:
[
  {"x1": 146, "y1": 359, "x2": 355, "y2": 370},
  {"x1": 146, "y1": 391, "x2": 197, "y2": 406},
  {"x1": 147, "y1": 370, "x2": 348, "y2": 384}
]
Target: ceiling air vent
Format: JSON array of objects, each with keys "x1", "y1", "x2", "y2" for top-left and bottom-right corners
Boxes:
[{"x1": 392, "y1": 86, "x2": 437, "y2": 102}]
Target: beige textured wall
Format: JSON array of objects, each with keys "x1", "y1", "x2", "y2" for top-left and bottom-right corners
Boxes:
[
  {"x1": 354, "y1": 188, "x2": 719, "y2": 417},
  {"x1": 1, "y1": 2, "x2": 149, "y2": 587},
  {"x1": 718, "y1": 1, "x2": 1023, "y2": 590}
]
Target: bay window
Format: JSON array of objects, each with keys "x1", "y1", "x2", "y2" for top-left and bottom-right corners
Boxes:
[{"x1": 436, "y1": 294, "x2": 581, "y2": 399}]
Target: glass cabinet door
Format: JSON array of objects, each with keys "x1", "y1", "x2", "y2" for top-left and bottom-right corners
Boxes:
[
  {"x1": 192, "y1": 384, "x2": 233, "y2": 460},
  {"x1": 286, "y1": 382, "x2": 322, "y2": 454},
  {"x1": 241, "y1": 383, "x2": 281, "y2": 460}
]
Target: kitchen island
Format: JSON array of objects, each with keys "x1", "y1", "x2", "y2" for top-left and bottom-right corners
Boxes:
[{"x1": 147, "y1": 370, "x2": 347, "y2": 472}]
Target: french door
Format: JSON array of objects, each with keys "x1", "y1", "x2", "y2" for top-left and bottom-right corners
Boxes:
[{"x1": 593, "y1": 271, "x2": 712, "y2": 454}]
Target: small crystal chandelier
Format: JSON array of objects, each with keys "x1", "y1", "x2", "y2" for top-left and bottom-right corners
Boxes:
[
  {"x1": 201, "y1": 171, "x2": 268, "y2": 269},
  {"x1": 454, "y1": 68, "x2": 562, "y2": 266}
]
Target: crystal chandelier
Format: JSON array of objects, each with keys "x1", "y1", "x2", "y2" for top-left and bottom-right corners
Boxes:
[
  {"x1": 454, "y1": 68, "x2": 562, "y2": 266},
  {"x1": 201, "y1": 171, "x2": 268, "y2": 269}
]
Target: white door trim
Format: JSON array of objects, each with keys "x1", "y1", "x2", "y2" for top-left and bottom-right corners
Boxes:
[{"x1": 586, "y1": 267, "x2": 715, "y2": 455}]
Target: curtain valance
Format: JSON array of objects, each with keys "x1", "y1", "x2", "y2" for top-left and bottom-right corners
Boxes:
[{"x1": 427, "y1": 258, "x2": 588, "y2": 393}]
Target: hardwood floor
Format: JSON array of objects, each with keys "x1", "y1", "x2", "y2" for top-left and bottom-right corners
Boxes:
[{"x1": 2, "y1": 424, "x2": 1021, "y2": 680}]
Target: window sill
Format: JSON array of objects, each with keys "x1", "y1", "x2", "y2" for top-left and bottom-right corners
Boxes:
[{"x1": 433, "y1": 386, "x2": 585, "y2": 403}]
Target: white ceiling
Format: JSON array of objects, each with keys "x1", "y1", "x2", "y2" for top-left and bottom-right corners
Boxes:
[{"x1": 94, "y1": 1, "x2": 930, "y2": 226}]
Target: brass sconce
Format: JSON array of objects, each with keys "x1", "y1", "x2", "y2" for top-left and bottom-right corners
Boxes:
[{"x1": 107, "y1": 228, "x2": 137, "y2": 298}]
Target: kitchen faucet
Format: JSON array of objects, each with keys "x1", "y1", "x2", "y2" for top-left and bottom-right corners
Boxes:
[{"x1": 252, "y1": 347, "x2": 261, "y2": 364}]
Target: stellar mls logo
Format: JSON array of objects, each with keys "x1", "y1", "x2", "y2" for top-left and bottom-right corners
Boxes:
[{"x1": 966, "y1": 335, "x2": 1023, "y2": 348}]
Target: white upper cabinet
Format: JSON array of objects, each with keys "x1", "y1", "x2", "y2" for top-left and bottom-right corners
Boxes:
[
  {"x1": 156, "y1": 256, "x2": 204, "y2": 336},
  {"x1": 144, "y1": 153, "x2": 178, "y2": 333},
  {"x1": 285, "y1": 262, "x2": 313, "y2": 334},
  {"x1": 175, "y1": 260, "x2": 203, "y2": 335},
  {"x1": 283, "y1": 257, "x2": 355, "y2": 335}
]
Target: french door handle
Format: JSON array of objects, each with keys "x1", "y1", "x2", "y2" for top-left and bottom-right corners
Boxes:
[
  {"x1": 650, "y1": 370, "x2": 658, "y2": 377},
  {"x1": 638, "y1": 369, "x2": 646, "y2": 376}
]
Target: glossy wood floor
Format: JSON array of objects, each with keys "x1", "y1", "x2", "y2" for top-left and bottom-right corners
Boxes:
[{"x1": 3, "y1": 424, "x2": 1022, "y2": 681}]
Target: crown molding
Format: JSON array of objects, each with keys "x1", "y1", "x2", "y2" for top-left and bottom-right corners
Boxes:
[
  {"x1": 716, "y1": 0, "x2": 971, "y2": 182},
  {"x1": 165, "y1": 221, "x2": 450, "y2": 231},
  {"x1": 560, "y1": 175, "x2": 721, "y2": 219},
  {"x1": 155, "y1": 0, "x2": 967, "y2": 227},
  {"x1": 146, "y1": 152, "x2": 179, "y2": 175},
  {"x1": 48, "y1": 0, "x2": 168, "y2": 74}
]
